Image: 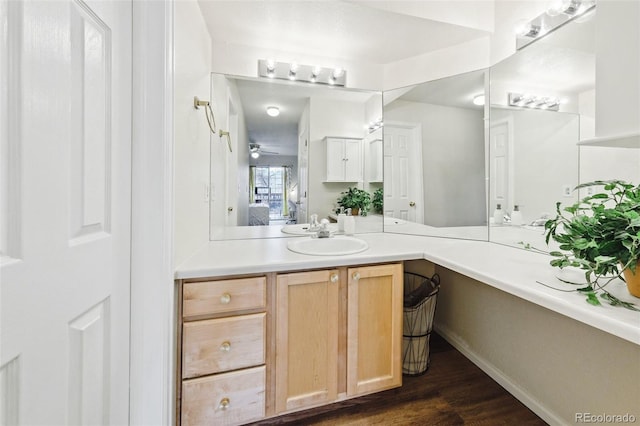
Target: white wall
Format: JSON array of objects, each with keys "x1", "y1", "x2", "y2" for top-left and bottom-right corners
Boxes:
[
  {"x1": 210, "y1": 39, "x2": 385, "y2": 91},
  {"x1": 595, "y1": 0, "x2": 640, "y2": 137},
  {"x1": 385, "y1": 100, "x2": 486, "y2": 227},
  {"x1": 580, "y1": 146, "x2": 640, "y2": 187},
  {"x1": 432, "y1": 265, "x2": 640, "y2": 425},
  {"x1": 383, "y1": 37, "x2": 491, "y2": 90},
  {"x1": 308, "y1": 97, "x2": 367, "y2": 218},
  {"x1": 174, "y1": 1, "x2": 212, "y2": 265}
]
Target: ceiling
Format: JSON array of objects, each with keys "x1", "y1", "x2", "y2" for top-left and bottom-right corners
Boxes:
[
  {"x1": 390, "y1": 69, "x2": 485, "y2": 110},
  {"x1": 197, "y1": 1, "x2": 492, "y2": 65},
  {"x1": 233, "y1": 76, "x2": 378, "y2": 156}
]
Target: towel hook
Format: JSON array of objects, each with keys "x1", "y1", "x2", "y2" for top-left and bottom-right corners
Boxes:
[{"x1": 193, "y1": 96, "x2": 233, "y2": 153}]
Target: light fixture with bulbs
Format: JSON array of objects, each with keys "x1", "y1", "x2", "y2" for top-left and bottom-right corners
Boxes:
[
  {"x1": 266, "y1": 106, "x2": 280, "y2": 117},
  {"x1": 515, "y1": 0, "x2": 595, "y2": 49},
  {"x1": 508, "y1": 92, "x2": 561, "y2": 111},
  {"x1": 368, "y1": 118, "x2": 384, "y2": 133},
  {"x1": 258, "y1": 60, "x2": 346, "y2": 86}
]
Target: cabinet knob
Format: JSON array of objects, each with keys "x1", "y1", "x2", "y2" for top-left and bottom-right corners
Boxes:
[
  {"x1": 330, "y1": 274, "x2": 339, "y2": 283},
  {"x1": 220, "y1": 341, "x2": 231, "y2": 352},
  {"x1": 219, "y1": 397, "x2": 230, "y2": 410},
  {"x1": 409, "y1": 201, "x2": 416, "y2": 207},
  {"x1": 352, "y1": 272, "x2": 360, "y2": 281},
  {"x1": 220, "y1": 293, "x2": 231, "y2": 304}
]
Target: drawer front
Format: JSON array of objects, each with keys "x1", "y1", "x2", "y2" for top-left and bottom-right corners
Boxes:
[
  {"x1": 182, "y1": 366, "x2": 266, "y2": 426},
  {"x1": 183, "y1": 313, "x2": 265, "y2": 378},
  {"x1": 183, "y1": 276, "x2": 266, "y2": 318}
]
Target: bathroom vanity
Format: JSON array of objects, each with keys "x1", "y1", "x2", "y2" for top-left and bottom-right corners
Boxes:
[
  {"x1": 176, "y1": 261, "x2": 402, "y2": 425},
  {"x1": 175, "y1": 232, "x2": 639, "y2": 425}
]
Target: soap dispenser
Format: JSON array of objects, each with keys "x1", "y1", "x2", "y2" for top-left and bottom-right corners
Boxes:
[
  {"x1": 511, "y1": 205, "x2": 523, "y2": 226},
  {"x1": 493, "y1": 204, "x2": 503, "y2": 225}
]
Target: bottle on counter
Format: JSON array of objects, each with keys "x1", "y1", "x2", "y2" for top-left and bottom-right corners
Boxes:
[
  {"x1": 337, "y1": 207, "x2": 346, "y2": 232},
  {"x1": 493, "y1": 204, "x2": 504, "y2": 225},
  {"x1": 344, "y1": 215, "x2": 355, "y2": 235},
  {"x1": 511, "y1": 205, "x2": 523, "y2": 226}
]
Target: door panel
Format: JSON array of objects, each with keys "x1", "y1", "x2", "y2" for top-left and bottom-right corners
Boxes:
[
  {"x1": 384, "y1": 125, "x2": 423, "y2": 223},
  {"x1": 347, "y1": 264, "x2": 403, "y2": 396},
  {"x1": 0, "y1": 0, "x2": 132, "y2": 424},
  {"x1": 490, "y1": 119, "x2": 512, "y2": 215},
  {"x1": 275, "y1": 270, "x2": 339, "y2": 413}
]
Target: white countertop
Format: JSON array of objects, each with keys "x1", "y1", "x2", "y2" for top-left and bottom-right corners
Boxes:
[{"x1": 175, "y1": 232, "x2": 640, "y2": 346}]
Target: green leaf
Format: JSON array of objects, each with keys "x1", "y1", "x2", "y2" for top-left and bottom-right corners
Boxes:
[{"x1": 586, "y1": 292, "x2": 601, "y2": 306}]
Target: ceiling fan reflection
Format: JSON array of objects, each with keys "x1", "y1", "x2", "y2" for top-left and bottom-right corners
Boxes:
[{"x1": 249, "y1": 143, "x2": 279, "y2": 158}]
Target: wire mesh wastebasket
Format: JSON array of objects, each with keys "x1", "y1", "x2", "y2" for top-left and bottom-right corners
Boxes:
[{"x1": 402, "y1": 272, "x2": 440, "y2": 376}]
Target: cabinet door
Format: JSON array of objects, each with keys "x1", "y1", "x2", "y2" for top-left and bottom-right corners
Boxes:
[
  {"x1": 325, "y1": 138, "x2": 346, "y2": 181},
  {"x1": 275, "y1": 270, "x2": 340, "y2": 413},
  {"x1": 347, "y1": 263, "x2": 403, "y2": 396},
  {"x1": 344, "y1": 138, "x2": 363, "y2": 182}
]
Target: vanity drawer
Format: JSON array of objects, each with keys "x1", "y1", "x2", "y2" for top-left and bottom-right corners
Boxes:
[
  {"x1": 182, "y1": 365, "x2": 266, "y2": 426},
  {"x1": 183, "y1": 276, "x2": 266, "y2": 318},
  {"x1": 182, "y1": 313, "x2": 266, "y2": 379}
]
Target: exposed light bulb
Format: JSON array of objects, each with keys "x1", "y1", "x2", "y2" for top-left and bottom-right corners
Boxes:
[
  {"x1": 266, "y1": 58, "x2": 276, "y2": 78},
  {"x1": 251, "y1": 151, "x2": 260, "y2": 159}
]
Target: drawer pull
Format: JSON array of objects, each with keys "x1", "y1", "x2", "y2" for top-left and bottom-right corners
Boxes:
[
  {"x1": 220, "y1": 292, "x2": 232, "y2": 304},
  {"x1": 219, "y1": 397, "x2": 230, "y2": 410},
  {"x1": 330, "y1": 273, "x2": 339, "y2": 283},
  {"x1": 352, "y1": 272, "x2": 360, "y2": 281},
  {"x1": 220, "y1": 341, "x2": 231, "y2": 352}
]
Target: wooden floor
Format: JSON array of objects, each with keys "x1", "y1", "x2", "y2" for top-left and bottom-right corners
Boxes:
[{"x1": 251, "y1": 333, "x2": 546, "y2": 425}]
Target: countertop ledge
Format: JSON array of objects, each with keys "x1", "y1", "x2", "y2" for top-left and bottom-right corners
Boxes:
[{"x1": 175, "y1": 233, "x2": 640, "y2": 346}]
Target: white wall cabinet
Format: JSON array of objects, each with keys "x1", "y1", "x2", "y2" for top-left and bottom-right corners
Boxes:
[{"x1": 324, "y1": 137, "x2": 363, "y2": 182}]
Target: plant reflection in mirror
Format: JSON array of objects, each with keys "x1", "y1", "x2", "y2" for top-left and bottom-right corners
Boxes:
[{"x1": 521, "y1": 180, "x2": 640, "y2": 311}]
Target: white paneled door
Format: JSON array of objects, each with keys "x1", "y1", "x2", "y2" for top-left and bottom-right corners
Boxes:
[
  {"x1": 383, "y1": 125, "x2": 423, "y2": 223},
  {"x1": 489, "y1": 119, "x2": 513, "y2": 217},
  {"x1": 1, "y1": 0, "x2": 131, "y2": 424}
]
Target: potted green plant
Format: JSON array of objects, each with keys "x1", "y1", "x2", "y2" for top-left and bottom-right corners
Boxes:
[
  {"x1": 543, "y1": 180, "x2": 640, "y2": 309},
  {"x1": 372, "y1": 188, "x2": 383, "y2": 214},
  {"x1": 336, "y1": 187, "x2": 371, "y2": 216}
]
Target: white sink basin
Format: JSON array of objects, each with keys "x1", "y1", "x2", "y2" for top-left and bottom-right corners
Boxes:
[
  {"x1": 287, "y1": 236, "x2": 369, "y2": 256},
  {"x1": 281, "y1": 223, "x2": 338, "y2": 235}
]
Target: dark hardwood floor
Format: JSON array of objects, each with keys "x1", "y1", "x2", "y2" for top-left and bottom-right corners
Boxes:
[{"x1": 251, "y1": 333, "x2": 546, "y2": 425}]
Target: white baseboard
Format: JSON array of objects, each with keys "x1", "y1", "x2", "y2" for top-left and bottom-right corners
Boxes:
[{"x1": 434, "y1": 324, "x2": 566, "y2": 426}]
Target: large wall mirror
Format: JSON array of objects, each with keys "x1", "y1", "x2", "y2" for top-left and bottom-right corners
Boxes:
[
  {"x1": 488, "y1": 9, "x2": 595, "y2": 250},
  {"x1": 209, "y1": 73, "x2": 383, "y2": 240},
  {"x1": 382, "y1": 69, "x2": 489, "y2": 241}
]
